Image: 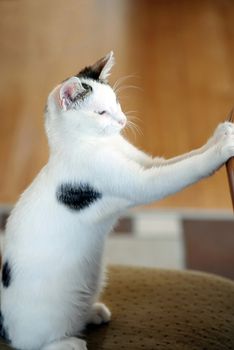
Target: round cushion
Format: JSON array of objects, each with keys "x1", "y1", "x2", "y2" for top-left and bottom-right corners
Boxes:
[{"x1": 86, "y1": 266, "x2": 234, "y2": 350}]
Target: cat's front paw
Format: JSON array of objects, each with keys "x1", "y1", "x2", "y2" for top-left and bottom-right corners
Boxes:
[
  {"x1": 42, "y1": 337, "x2": 87, "y2": 350},
  {"x1": 209, "y1": 122, "x2": 234, "y2": 147},
  {"x1": 214, "y1": 122, "x2": 234, "y2": 160},
  {"x1": 89, "y1": 302, "x2": 111, "y2": 325}
]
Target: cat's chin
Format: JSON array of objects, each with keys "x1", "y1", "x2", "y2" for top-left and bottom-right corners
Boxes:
[{"x1": 100, "y1": 124, "x2": 124, "y2": 136}]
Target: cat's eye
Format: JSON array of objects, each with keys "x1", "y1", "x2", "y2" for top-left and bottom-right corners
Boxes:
[{"x1": 97, "y1": 111, "x2": 106, "y2": 115}]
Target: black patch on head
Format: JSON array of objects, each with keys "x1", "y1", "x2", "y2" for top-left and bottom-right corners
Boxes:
[
  {"x1": 77, "y1": 66, "x2": 102, "y2": 82},
  {"x1": 2, "y1": 261, "x2": 11, "y2": 288},
  {"x1": 0, "y1": 310, "x2": 10, "y2": 343},
  {"x1": 56, "y1": 183, "x2": 102, "y2": 211},
  {"x1": 75, "y1": 53, "x2": 113, "y2": 83}
]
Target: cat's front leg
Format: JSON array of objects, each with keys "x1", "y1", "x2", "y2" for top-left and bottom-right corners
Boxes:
[
  {"x1": 147, "y1": 121, "x2": 234, "y2": 201},
  {"x1": 97, "y1": 122, "x2": 234, "y2": 206}
]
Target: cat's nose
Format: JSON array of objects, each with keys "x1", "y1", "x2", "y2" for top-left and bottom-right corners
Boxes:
[{"x1": 117, "y1": 112, "x2": 127, "y2": 127}]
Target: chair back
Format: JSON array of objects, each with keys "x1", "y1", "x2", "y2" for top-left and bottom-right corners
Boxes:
[
  {"x1": 226, "y1": 109, "x2": 234, "y2": 211},
  {"x1": 226, "y1": 158, "x2": 234, "y2": 210}
]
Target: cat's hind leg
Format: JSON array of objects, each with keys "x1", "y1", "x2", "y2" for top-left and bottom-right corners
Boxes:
[
  {"x1": 41, "y1": 337, "x2": 87, "y2": 350},
  {"x1": 88, "y1": 302, "x2": 111, "y2": 325}
]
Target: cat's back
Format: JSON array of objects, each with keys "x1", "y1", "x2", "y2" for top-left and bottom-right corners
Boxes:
[{"x1": 4, "y1": 164, "x2": 63, "y2": 255}]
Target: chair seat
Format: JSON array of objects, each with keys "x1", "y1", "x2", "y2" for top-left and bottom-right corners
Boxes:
[
  {"x1": 86, "y1": 266, "x2": 234, "y2": 350},
  {"x1": 0, "y1": 266, "x2": 233, "y2": 350}
]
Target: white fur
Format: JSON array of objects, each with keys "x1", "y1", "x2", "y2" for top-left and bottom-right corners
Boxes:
[{"x1": 1, "y1": 53, "x2": 234, "y2": 350}]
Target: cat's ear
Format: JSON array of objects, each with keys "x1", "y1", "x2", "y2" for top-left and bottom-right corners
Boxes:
[
  {"x1": 94, "y1": 51, "x2": 115, "y2": 82},
  {"x1": 78, "y1": 51, "x2": 115, "y2": 83},
  {"x1": 59, "y1": 77, "x2": 85, "y2": 111}
]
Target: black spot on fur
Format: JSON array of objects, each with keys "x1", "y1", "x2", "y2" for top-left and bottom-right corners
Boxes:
[
  {"x1": 56, "y1": 183, "x2": 102, "y2": 211},
  {"x1": 0, "y1": 310, "x2": 10, "y2": 342},
  {"x1": 2, "y1": 261, "x2": 11, "y2": 288}
]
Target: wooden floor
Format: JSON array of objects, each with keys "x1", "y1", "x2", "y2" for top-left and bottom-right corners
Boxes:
[{"x1": 1, "y1": 0, "x2": 234, "y2": 209}]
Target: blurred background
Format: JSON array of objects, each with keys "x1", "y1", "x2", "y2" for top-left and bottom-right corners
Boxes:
[{"x1": 0, "y1": 0, "x2": 234, "y2": 277}]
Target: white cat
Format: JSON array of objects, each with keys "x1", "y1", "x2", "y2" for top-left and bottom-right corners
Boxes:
[{"x1": 1, "y1": 51, "x2": 234, "y2": 350}]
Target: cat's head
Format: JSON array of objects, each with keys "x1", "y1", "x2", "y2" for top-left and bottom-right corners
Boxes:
[{"x1": 46, "y1": 52, "x2": 127, "y2": 142}]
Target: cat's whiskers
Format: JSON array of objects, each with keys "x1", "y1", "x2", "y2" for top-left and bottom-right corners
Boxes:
[
  {"x1": 128, "y1": 120, "x2": 143, "y2": 135},
  {"x1": 115, "y1": 85, "x2": 142, "y2": 96},
  {"x1": 125, "y1": 111, "x2": 142, "y2": 123},
  {"x1": 112, "y1": 74, "x2": 138, "y2": 92},
  {"x1": 124, "y1": 116, "x2": 143, "y2": 139}
]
